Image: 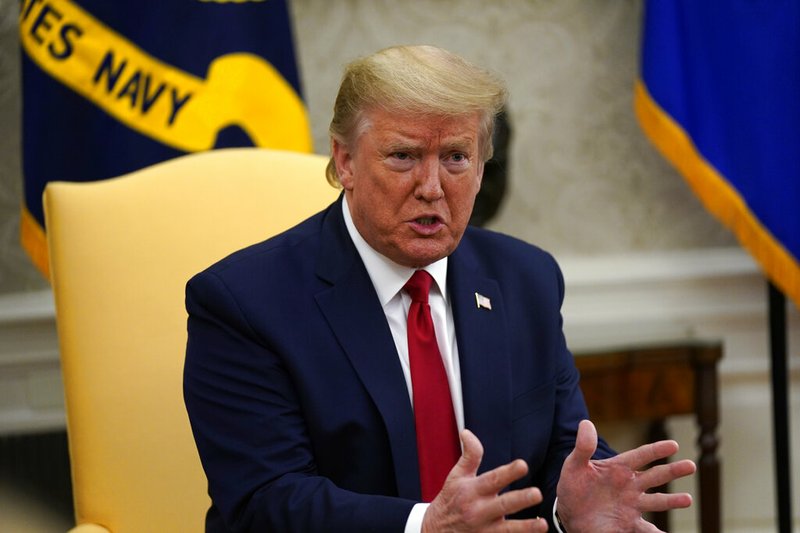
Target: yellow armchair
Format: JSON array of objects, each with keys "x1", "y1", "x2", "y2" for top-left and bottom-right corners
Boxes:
[{"x1": 44, "y1": 148, "x2": 339, "y2": 532}]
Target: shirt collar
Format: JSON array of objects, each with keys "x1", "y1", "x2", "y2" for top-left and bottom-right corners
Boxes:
[{"x1": 342, "y1": 195, "x2": 448, "y2": 306}]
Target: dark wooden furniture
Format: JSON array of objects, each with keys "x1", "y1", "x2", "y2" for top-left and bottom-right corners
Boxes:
[{"x1": 574, "y1": 342, "x2": 722, "y2": 533}]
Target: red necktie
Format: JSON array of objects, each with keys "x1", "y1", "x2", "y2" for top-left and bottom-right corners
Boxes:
[{"x1": 404, "y1": 270, "x2": 460, "y2": 502}]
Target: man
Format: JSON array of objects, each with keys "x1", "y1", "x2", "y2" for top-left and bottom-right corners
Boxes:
[{"x1": 184, "y1": 45, "x2": 695, "y2": 532}]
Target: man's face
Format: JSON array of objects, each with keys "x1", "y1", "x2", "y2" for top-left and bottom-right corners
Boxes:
[{"x1": 333, "y1": 108, "x2": 484, "y2": 268}]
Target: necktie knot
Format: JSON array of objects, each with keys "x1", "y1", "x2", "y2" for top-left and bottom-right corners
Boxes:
[{"x1": 404, "y1": 270, "x2": 433, "y2": 304}]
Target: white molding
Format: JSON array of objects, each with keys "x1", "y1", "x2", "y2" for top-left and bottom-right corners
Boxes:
[
  {"x1": 0, "y1": 409, "x2": 66, "y2": 435},
  {"x1": 558, "y1": 247, "x2": 784, "y2": 354},
  {"x1": 560, "y1": 246, "x2": 760, "y2": 285},
  {"x1": 0, "y1": 288, "x2": 62, "y2": 434},
  {"x1": 0, "y1": 289, "x2": 56, "y2": 325}
]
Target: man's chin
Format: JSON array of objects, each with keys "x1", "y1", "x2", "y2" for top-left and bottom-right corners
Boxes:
[{"x1": 391, "y1": 241, "x2": 458, "y2": 268}]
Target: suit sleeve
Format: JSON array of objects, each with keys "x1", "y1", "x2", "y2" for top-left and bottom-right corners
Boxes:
[
  {"x1": 183, "y1": 270, "x2": 415, "y2": 532},
  {"x1": 534, "y1": 256, "x2": 616, "y2": 521}
]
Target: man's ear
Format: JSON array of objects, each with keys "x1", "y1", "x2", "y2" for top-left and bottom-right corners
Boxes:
[{"x1": 332, "y1": 139, "x2": 354, "y2": 190}]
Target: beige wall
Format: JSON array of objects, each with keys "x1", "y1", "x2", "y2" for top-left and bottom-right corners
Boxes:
[
  {"x1": 0, "y1": 0, "x2": 45, "y2": 293},
  {"x1": 0, "y1": 0, "x2": 735, "y2": 295}
]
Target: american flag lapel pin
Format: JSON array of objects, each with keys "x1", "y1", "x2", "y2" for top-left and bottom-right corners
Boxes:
[{"x1": 474, "y1": 292, "x2": 492, "y2": 310}]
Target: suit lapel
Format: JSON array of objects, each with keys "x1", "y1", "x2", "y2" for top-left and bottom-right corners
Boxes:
[
  {"x1": 448, "y1": 239, "x2": 513, "y2": 472},
  {"x1": 313, "y1": 199, "x2": 421, "y2": 499}
]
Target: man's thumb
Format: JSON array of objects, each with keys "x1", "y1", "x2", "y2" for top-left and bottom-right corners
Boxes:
[
  {"x1": 453, "y1": 429, "x2": 484, "y2": 477},
  {"x1": 569, "y1": 419, "x2": 599, "y2": 465}
]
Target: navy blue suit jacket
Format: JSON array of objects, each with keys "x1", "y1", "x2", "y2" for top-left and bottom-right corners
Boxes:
[{"x1": 184, "y1": 197, "x2": 613, "y2": 532}]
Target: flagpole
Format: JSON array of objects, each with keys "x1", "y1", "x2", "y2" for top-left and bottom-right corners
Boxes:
[{"x1": 768, "y1": 281, "x2": 792, "y2": 533}]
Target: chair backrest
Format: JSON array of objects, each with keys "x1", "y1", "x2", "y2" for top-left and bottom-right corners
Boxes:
[{"x1": 44, "y1": 148, "x2": 340, "y2": 532}]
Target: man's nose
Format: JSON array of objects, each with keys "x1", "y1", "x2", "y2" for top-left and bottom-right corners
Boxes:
[{"x1": 415, "y1": 159, "x2": 444, "y2": 200}]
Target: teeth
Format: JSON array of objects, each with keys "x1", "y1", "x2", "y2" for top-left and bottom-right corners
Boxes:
[{"x1": 417, "y1": 217, "x2": 435, "y2": 225}]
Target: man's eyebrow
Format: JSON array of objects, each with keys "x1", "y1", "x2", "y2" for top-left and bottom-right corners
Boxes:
[
  {"x1": 442, "y1": 138, "x2": 476, "y2": 151},
  {"x1": 382, "y1": 141, "x2": 418, "y2": 153},
  {"x1": 379, "y1": 133, "x2": 476, "y2": 151}
]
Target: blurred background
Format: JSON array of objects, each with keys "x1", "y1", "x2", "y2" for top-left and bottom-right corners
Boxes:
[{"x1": 1, "y1": 1, "x2": 797, "y2": 531}]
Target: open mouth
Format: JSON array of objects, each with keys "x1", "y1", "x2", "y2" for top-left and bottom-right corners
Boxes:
[{"x1": 416, "y1": 216, "x2": 438, "y2": 226}]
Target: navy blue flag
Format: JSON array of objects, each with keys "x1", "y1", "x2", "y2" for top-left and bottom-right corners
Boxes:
[
  {"x1": 20, "y1": 0, "x2": 312, "y2": 276},
  {"x1": 635, "y1": 1, "x2": 800, "y2": 307}
]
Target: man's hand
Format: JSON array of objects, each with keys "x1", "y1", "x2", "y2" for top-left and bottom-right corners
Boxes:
[
  {"x1": 422, "y1": 429, "x2": 547, "y2": 532},
  {"x1": 556, "y1": 420, "x2": 697, "y2": 532}
]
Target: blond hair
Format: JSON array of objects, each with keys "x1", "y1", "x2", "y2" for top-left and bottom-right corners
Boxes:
[{"x1": 325, "y1": 45, "x2": 508, "y2": 187}]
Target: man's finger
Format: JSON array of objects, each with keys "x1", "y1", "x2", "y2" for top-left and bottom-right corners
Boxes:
[
  {"x1": 633, "y1": 519, "x2": 663, "y2": 533},
  {"x1": 449, "y1": 429, "x2": 484, "y2": 478},
  {"x1": 494, "y1": 517, "x2": 549, "y2": 533},
  {"x1": 613, "y1": 439, "x2": 680, "y2": 471},
  {"x1": 639, "y1": 491, "x2": 694, "y2": 513},
  {"x1": 474, "y1": 458, "x2": 529, "y2": 496},
  {"x1": 486, "y1": 486, "x2": 543, "y2": 518},
  {"x1": 565, "y1": 419, "x2": 598, "y2": 466},
  {"x1": 636, "y1": 459, "x2": 697, "y2": 490}
]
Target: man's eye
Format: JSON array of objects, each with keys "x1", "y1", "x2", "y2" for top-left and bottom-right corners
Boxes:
[{"x1": 391, "y1": 152, "x2": 410, "y2": 160}]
